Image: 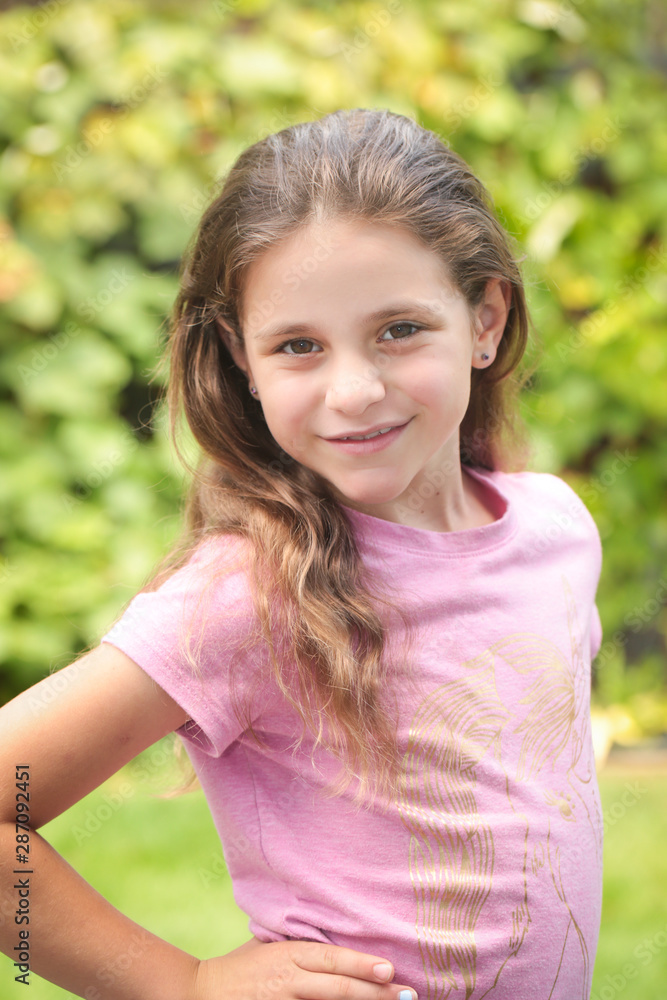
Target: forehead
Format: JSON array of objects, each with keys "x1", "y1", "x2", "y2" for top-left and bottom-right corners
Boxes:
[{"x1": 239, "y1": 217, "x2": 459, "y2": 329}]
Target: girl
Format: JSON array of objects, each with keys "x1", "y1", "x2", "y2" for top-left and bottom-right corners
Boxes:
[{"x1": 0, "y1": 109, "x2": 603, "y2": 1000}]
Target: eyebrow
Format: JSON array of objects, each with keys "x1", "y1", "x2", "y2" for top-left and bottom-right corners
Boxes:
[{"x1": 252, "y1": 301, "x2": 446, "y2": 343}]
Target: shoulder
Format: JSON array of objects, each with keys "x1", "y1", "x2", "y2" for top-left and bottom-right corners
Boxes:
[
  {"x1": 483, "y1": 468, "x2": 602, "y2": 558},
  {"x1": 108, "y1": 533, "x2": 258, "y2": 640},
  {"x1": 187, "y1": 532, "x2": 253, "y2": 579},
  {"x1": 154, "y1": 533, "x2": 253, "y2": 595},
  {"x1": 487, "y1": 468, "x2": 589, "y2": 510}
]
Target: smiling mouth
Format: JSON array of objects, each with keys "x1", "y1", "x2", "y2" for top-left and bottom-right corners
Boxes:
[{"x1": 336, "y1": 425, "x2": 398, "y2": 441}]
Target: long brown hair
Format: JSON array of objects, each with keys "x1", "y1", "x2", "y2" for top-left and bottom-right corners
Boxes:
[{"x1": 136, "y1": 109, "x2": 532, "y2": 807}]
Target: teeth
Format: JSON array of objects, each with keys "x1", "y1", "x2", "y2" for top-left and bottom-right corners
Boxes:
[{"x1": 343, "y1": 426, "x2": 394, "y2": 441}]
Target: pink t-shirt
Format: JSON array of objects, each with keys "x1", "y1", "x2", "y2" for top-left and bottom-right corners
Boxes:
[{"x1": 100, "y1": 467, "x2": 604, "y2": 999}]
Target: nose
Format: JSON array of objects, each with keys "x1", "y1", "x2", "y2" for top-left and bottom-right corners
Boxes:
[{"x1": 325, "y1": 362, "x2": 386, "y2": 414}]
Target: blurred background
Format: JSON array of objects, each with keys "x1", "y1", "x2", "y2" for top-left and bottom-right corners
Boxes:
[{"x1": 0, "y1": 0, "x2": 666, "y2": 997}]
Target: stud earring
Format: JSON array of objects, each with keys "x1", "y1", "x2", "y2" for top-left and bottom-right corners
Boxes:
[
  {"x1": 481, "y1": 353, "x2": 490, "y2": 361},
  {"x1": 249, "y1": 385, "x2": 258, "y2": 395}
]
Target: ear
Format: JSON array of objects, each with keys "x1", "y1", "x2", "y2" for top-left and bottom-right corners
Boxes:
[
  {"x1": 471, "y1": 278, "x2": 511, "y2": 369},
  {"x1": 216, "y1": 317, "x2": 249, "y2": 377}
]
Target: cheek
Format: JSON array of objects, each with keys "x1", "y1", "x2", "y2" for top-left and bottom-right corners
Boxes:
[
  {"x1": 400, "y1": 351, "x2": 470, "y2": 400},
  {"x1": 261, "y1": 386, "x2": 311, "y2": 443},
  {"x1": 400, "y1": 360, "x2": 468, "y2": 412}
]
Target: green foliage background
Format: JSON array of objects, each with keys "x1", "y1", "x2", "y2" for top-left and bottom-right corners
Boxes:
[
  {"x1": 1, "y1": 1, "x2": 666, "y2": 724},
  {"x1": 0, "y1": 1, "x2": 666, "y2": 998}
]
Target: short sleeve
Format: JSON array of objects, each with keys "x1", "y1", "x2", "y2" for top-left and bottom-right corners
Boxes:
[
  {"x1": 99, "y1": 536, "x2": 267, "y2": 757},
  {"x1": 590, "y1": 603, "x2": 603, "y2": 661}
]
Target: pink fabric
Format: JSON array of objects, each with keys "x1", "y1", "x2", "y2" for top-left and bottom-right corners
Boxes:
[{"x1": 101, "y1": 467, "x2": 603, "y2": 999}]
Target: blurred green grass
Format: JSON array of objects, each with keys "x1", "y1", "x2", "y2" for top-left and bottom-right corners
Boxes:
[
  {"x1": 593, "y1": 768, "x2": 667, "y2": 996},
  {"x1": 1, "y1": 743, "x2": 665, "y2": 998}
]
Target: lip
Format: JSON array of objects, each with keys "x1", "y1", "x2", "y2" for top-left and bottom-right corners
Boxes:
[
  {"x1": 327, "y1": 421, "x2": 409, "y2": 441},
  {"x1": 324, "y1": 420, "x2": 411, "y2": 454}
]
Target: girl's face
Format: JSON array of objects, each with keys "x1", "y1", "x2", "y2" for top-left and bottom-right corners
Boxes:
[{"x1": 225, "y1": 218, "x2": 508, "y2": 526}]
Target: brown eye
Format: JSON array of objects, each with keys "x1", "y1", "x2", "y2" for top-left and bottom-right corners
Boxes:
[
  {"x1": 281, "y1": 339, "x2": 320, "y2": 355},
  {"x1": 381, "y1": 322, "x2": 421, "y2": 341}
]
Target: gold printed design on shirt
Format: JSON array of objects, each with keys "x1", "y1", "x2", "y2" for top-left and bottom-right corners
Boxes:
[
  {"x1": 543, "y1": 789, "x2": 575, "y2": 821},
  {"x1": 397, "y1": 655, "x2": 511, "y2": 998},
  {"x1": 545, "y1": 821, "x2": 591, "y2": 998},
  {"x1": 397, "y1": 578, "x2": 599, "y2": 999}
]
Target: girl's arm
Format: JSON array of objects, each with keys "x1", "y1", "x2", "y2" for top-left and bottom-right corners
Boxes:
[
  {"x1": 0, "y1": 643, "x2": 418, "y2": 1000},
  {"x1": 0, "y1": 641, "x2": 200, "y2": 1000}
]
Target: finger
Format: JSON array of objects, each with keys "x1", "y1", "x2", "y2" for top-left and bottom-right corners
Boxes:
[{"x1": 288, "y1": 942, "x2": 417, "y2": 996}]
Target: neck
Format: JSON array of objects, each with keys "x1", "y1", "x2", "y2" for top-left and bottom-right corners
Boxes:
[{"x1": 337, "y1": 465, "x2": 499, "y2": 533}]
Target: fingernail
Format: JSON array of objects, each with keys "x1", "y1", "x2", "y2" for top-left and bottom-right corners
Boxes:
[
  {"x1": 373, "y1": 963, "x2": 393, "y2": 980},
  {"x1": 399, "y1": 992, "x2": 416, "y2": 1000}
]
